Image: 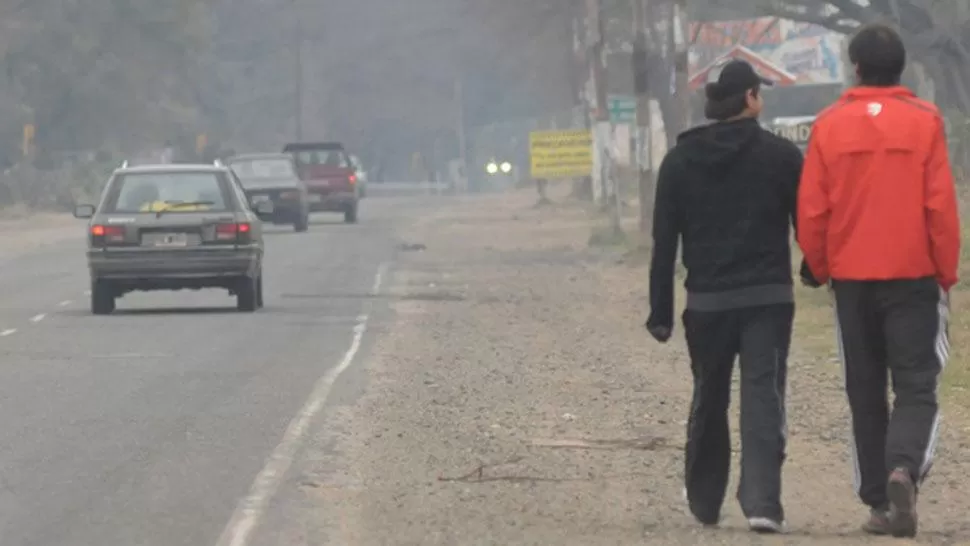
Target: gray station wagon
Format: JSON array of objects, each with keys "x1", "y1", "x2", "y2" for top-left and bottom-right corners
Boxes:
[{"x1": 74, "y1": 163, "x2": 272, "y2": 314}]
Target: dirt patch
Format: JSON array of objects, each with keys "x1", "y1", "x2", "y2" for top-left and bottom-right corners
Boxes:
[{"x1": 286, "y1": 184, "x2": 970, "y2": 545}]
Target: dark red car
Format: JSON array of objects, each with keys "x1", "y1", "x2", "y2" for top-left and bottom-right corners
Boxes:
[{"x1": 282, "y1": 142, "x2": 359, "y2": 223}]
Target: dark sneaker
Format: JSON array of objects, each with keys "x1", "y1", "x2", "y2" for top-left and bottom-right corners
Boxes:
[
  {"x1": 887, "y1": 467, "x2": 918, "y2": 538},
  {"x1": 861, "y1": 508, "x2": 891, "y2": 535},
  {"x1": 748, "y1": 517, "x2": 786, "y2": 534},
  {"x1": 683, "y1": 487, "x2": 720, "y2": 526}
]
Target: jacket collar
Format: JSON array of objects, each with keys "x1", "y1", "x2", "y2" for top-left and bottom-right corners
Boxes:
[{"x1": 842, "y1": 86, "x2": 916, "y2": 100}]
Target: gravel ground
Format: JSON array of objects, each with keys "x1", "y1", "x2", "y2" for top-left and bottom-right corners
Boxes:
[{"x1": 270, "y1": 186, "x2": 970, "y2": 546}]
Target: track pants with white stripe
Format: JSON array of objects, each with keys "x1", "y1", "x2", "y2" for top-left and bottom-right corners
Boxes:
[
  {"x1": 832, "y1": 277, "x2": 948, "y2": 510},
  {"x1": 682, "y1": 303, "x2": 792, "y2": 524}
]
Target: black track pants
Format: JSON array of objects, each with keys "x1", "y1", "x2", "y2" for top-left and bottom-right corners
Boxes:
[
  {"x1": 832, "y1": 277, "x2": 948, "y2": 510},
  {"x1": 682, "y1": 303, "x2": 793, "y2": 524}
]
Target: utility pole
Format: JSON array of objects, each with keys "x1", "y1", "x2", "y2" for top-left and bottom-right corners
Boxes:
[
  {"x1": 432, "y1": 134, "x2": 442, "y2": 195},
  {"x1": 455, "y1": 76, "x2": 467, "y2": 193},
  {"x1": 293, "y1": 0, "x2": 304, "y2": 140},
  {"x1": 633, "y1": 0, "x2": 653, "y2": 238}
]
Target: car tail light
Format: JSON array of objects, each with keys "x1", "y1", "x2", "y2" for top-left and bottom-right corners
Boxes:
[
  {"x1": 215, "y1": 222, "x2": 251, "y2": 243},
  {"x1": 91, "y1": 225, "x2": 124, "y2": 245},
  {"x1": 348, "y1": 174, "x2": 357, "y2": 185}
]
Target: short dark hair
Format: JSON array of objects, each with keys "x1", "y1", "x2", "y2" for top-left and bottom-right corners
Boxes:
[
  {"x1": 704, "y1": 85, "x2": 759, "y2": 121},
  {"x1": 848, "y1": 24, "x2": 906, "y2": 86}
]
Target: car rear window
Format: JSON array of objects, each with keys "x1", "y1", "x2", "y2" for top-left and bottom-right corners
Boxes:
[
  {"x1": 102, "y1": 172, "x2": 233, "y2": 213},
  {"x1": 291, "y1": 150, "x2": 350, "y2": 168},
  {"x1": 229, "y1": 158, "x2": 296, "y2": 180}
]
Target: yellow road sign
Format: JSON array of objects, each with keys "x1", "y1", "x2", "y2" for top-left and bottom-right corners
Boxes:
[{"x1": 529, "y1": 129, "x2": 593, "y2": 179}]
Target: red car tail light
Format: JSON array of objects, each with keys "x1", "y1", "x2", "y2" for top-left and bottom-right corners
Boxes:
[
  {"x1": 215, "y1": 222, "x2": 251, "y2": 242},
  {"x1": 348, "y1": 174, "x2": 357, "y2": 185},
  {"x1": 91, "y1": 225, "x2": 124, "y2": 245}
]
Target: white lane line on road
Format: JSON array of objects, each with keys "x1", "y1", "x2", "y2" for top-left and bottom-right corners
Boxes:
[
  {"x1": 58, "y1": 300, "x2": 72, "y2": 307},
  {"x1": 0, "y1": 329, "x2": 16, "y2": 337},
  {"x1": 216, "y1": 315, "x2": 369, "y2": 546},
  {"x1": 30, "y1": 314, "x2": 45, "y2": 323},
  {"x1": 215, "y1": 266, "x2": 386, "y2": 546},
  {"x1": 91, "y1": 353, "x2": 173, "y2": 360},
  {"x1": 371, "y1": 261, "x2": 388, "y2": 295}
]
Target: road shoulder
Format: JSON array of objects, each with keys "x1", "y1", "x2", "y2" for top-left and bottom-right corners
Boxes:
[
  {"x1": 0, "y1": 211, "x2": 82, "y2": 255},
  {"x1": 257, "y1": 187, "x2": 970, "y2": 545}
]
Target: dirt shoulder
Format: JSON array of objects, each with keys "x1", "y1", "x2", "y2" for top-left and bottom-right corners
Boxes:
[
  {"x1": 0, "y1": 210, "x2": 81, "y2": 254},
  {"x1": 272, "y1": 185, "x2": 970, "y2": 545}
]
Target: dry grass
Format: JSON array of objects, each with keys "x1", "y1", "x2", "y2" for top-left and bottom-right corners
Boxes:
[{"x1": 940, "y1": 223, "x2": 970, "y2": 396}]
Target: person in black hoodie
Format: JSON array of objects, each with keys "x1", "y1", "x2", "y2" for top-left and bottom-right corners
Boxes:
[{"x1": 645, "y1": 60, "x2": 806, "y2": 534}]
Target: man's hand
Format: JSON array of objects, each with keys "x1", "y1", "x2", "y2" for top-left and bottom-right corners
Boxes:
[
  {"x1": 799, "y1": 259, "x2": 822, "y2": 288},
  {"x1": 645, "y1": 320, "x2": 672, "y2": 343}
]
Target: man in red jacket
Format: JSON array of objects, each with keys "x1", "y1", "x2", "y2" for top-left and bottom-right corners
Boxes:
[{"x1": 798, "y1": 24, "x2": 960, "y2": 538}]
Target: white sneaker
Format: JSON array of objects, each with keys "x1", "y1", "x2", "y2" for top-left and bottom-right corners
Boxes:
[{"x1": 748, "y1": 517, "x2": 786, "y2": 534}]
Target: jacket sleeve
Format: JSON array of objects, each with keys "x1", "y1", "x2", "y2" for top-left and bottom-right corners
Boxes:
[
  {"x1": 647, "y1": 154, "x2": 680, "y2": 331},
  {"x1": 925, "y1": 117, "x2": 961, "y2": 291},
  {"x1": 797, "y1": 131, "x2": 831, "y2": 284},
  {"x1": 783, "y1": 142, "x2": 805, "y2": 237}
]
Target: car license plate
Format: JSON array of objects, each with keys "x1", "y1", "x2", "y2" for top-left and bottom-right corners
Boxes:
[
  {"x1": 250, "y1": 194, "x2": 271, "y2": 203},
  {"x1": 307, "y1": 194, "x2": 322, "y2": 202},
  {"x1": 153, "y1": 233, "x2": 188, "y2": 247}
]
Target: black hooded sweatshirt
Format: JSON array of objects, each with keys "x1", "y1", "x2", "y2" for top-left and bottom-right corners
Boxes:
[{"x1": 647, "y1": 118, "x2": 804, "y2": 331}]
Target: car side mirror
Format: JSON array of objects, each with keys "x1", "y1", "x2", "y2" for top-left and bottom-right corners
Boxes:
[
  {"x1": 74, "y1": 204, "x2": 95, "y2": 219},
  {"x1": 255, "y1": 200, "x2": 274, "y2": 215}
]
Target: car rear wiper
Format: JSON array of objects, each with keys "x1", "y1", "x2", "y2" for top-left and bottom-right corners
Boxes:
[{"x1": 154, "y1": 200, "x2": 215, "y2": 218}]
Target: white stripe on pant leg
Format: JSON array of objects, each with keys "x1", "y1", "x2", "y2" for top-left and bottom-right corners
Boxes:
[
  {"x1": 919, "y1": 288, "x2": 950, "y2": 480},
  {"x1": 832, "y1": 294, "x2": 863, "y2": 496}
]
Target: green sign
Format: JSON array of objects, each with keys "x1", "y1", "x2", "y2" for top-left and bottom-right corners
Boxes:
[{"x1": 608, "y1": 95, "x2": 636, "y2": 124}]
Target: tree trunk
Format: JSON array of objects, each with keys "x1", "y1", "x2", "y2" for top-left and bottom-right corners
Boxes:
[
  {"x1": 643, "y1": 2, "x2": 686, "y2": 148},
  {"x1": 673, "y1": 0, "x2": 691, "y2": 130}
]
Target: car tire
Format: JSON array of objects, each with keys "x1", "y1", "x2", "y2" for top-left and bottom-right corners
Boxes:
[
  {"x1": 294, "y1": 213, "x2": 309, "y2": 232},
  {"x1": 256, "y1": 274, "x2": 264, "y2": 308},
  {"x1": 344, "y1": 203, "x2": 358, "y2": 224},
  {"x1": 91, "y1": 280, "x2": 115, "y2": 315},
  {"x1": 236, "y1": 275, "x2": 258, "y2": 312}
]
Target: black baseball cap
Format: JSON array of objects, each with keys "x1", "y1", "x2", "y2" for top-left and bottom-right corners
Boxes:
[{"x1": 706, "y1": 60, "x2": 774, "y2": 100}]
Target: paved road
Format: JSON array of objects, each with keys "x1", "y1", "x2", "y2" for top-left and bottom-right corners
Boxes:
[{"x1": 0, "y1": 199, "x2": 419, "y2": 545}]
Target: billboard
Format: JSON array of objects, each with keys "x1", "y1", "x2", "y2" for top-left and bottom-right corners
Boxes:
[{"x1": 689, "y1": 18, "x2": 845, "y2": 86}]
